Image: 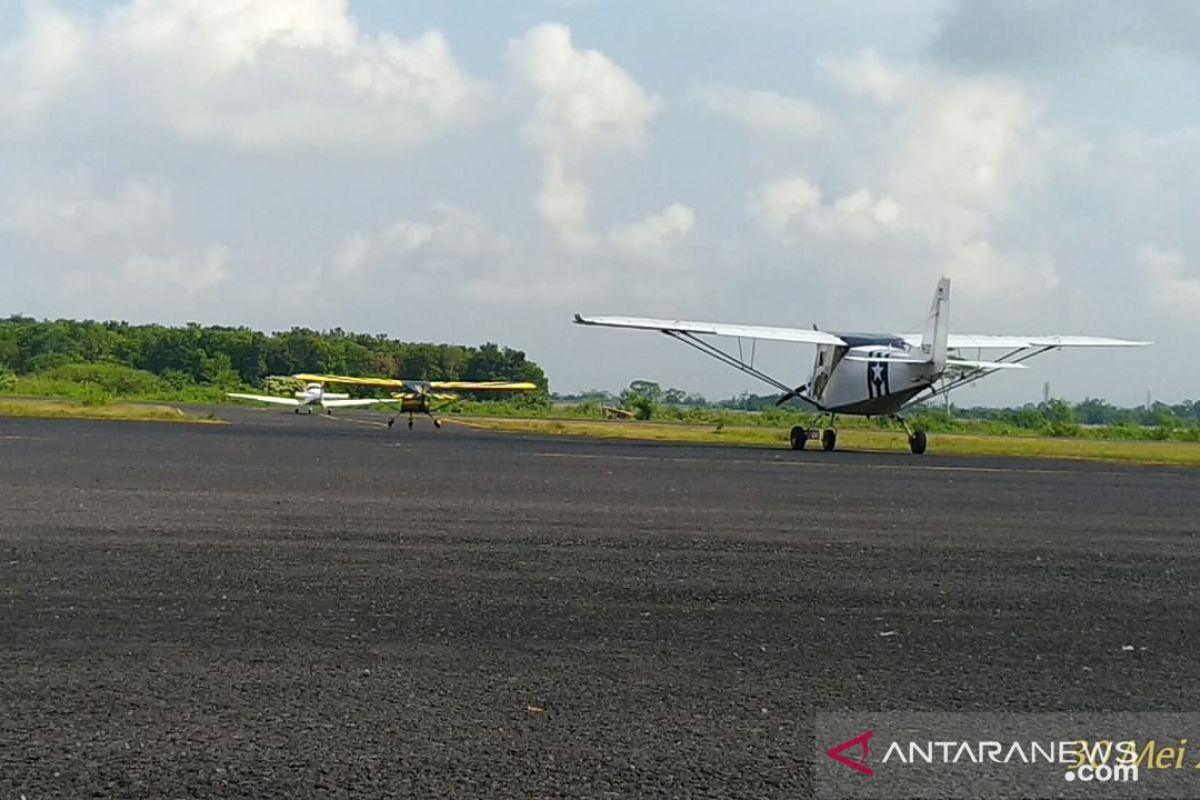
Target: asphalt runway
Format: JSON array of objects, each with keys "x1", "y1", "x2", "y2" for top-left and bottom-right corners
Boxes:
[{"x1": 2, "y1": 409, "x2": 1198, "y2": 798}]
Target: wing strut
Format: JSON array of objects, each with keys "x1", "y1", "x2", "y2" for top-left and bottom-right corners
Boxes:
[
  {"x1": 664, "y1": 330, "x2": 801, "y2": 398},
  {"x1": 914, "y1": 345, "x2": 1056, "y2": 404}
]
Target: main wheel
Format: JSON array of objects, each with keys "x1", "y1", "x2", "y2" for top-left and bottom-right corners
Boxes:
[
  {"x1": 822, "y1": 429, "x2": 837, "y2": 451},
  {"x1": 908, "y1": 430, "x2": 927, "y2": 455},
  {"x1": 789, "y1": 426, "x2": 808, "y2": 450}
]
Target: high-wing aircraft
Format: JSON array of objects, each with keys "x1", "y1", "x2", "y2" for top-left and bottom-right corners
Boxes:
[
  {"x1": 574, "y1": 278, "x2": 1151, "y2": 454},
  {"x1": 293, "y1": 374, "x2": 539, "y2": 429},
  {"x1": 227, "y1": 382, "x2": 391, "y2": 414}
]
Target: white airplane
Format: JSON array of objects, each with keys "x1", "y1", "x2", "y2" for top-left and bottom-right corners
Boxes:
[
  {"x1": 574, "y1": 278, "x2": 1151, "y2": 454},
  {"x1": 227, "y1": 382, "x2": 390, "y2": 415}
]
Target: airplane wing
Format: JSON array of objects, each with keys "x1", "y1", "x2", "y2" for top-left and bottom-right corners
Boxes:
[
  {"x1": 907, "y1": 333, "x2": 1151, "y2": 404},
  {"x1": 320, "y1": 398, "x2": 393, "y2": 408},
  {"x1": 574, "y1": 314, "x2": 847, "y2": 346},
  {"x1": 901, "y1": 334, "x2": 1152, "y2": 349},
  {"x1": 296, "y1": 374, "x2": 538, "y2": 392},
  {"x1": 427, "y1": 381, "x2": 538, "y2": 391},
  {"x1": 294, "y1": 373, "x2": 408, "y2": 389},
  {"x1": 227, "y1": 392, "x2": 302, "y2": 406}
]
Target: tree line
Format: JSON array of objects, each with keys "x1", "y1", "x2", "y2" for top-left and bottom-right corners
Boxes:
[{"x1": 0, "y1": 316, "x2": 547, "y2": 390}]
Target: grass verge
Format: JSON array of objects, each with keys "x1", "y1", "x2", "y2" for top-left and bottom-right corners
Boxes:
[
  {"x1": 0, "y1": 398, "x2": 220, "y2": 424},
  {"x1": 455, "y1": 417, "x2": 1200, "y2": 467}
]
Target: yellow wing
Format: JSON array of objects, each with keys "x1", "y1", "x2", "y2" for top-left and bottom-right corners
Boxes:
[
  {"x1": 296, "y1": 374, "x2": 537, "y2": 392},
  {"x1": 428, "y1": 381, "x2": 538, "y2": 391},
  {"x1": 294, "y1": 373, "x2": 408, "y2": 389}
]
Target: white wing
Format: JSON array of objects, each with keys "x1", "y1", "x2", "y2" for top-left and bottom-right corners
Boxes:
[
  {"x1": 574, "y1": 314, "x2": 846, "y2": 346},
  {"x1": 320, "y1": 398, "x2": 391, "y2": 408},
  {"x1": 227, "y1": 393, "x2": 302, "y2": 406},
  {"x1": 902, "y1": 334, "x2": 1152, "y2": 349}
]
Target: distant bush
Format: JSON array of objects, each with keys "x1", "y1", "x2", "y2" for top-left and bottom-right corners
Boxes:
[{"x1": 2, "y1": 362, "x2": 227, "y2": 403}]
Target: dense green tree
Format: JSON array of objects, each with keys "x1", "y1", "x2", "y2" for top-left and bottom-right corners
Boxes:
[{"x1": 0, "y1": 315, "x2": 549, "y2": 394}]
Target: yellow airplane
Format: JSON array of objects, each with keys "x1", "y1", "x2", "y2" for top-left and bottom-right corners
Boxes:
[{"x1": 293, "y1": 373, "x2": 538, "y2": 429}]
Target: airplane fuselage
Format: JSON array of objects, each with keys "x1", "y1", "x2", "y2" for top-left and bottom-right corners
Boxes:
[
  {"x1": 293, "y1": 384, "x2": 350, "y2": 412},
  {"x1": 809, "y1": 338, "x2": 935, "y2": 416}
]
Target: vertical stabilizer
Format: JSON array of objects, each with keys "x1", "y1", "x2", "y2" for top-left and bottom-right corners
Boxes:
[{"x1": 920, "y1": 278, "x2": 950, "y2": 371}]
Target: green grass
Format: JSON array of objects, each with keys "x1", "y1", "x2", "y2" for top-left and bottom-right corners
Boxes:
[
  {"x1": 452, "y1": 400, "x2": 1200, "y2": 443},
  {"x1": 455, "y1": 417, "x2": 1200, "y2": 467},
  {"x1": 0, "y1": 398, "x2": 219, "y2": 424}
]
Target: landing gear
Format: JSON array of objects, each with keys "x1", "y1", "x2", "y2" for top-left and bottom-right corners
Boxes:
[
  {"x1": 789, "y1": 425, "x2": 808, "y2": 450},
  {"x1": 386, "y1": 409, "x2": 444, "y2": 431},
  {"x1": 790, "y1": 415, "x2": 838, "y2": 452},
  {"x1": 893, "y1": 415, "x2": 928, "y2": 455}
]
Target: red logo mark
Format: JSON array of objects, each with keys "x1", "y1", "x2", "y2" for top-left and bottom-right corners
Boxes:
[{"x1": 826, "y1": 730, "x2": 874, "y2": 776}]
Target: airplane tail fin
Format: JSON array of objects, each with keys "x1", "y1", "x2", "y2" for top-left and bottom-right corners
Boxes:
[{"x1": 920, "y1": 277, "x2": 950, "y2": 371}]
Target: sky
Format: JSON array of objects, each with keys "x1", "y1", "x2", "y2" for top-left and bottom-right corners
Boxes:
[{"x1": 1, "y1": 0, "x2": 1197, "y2": 405}]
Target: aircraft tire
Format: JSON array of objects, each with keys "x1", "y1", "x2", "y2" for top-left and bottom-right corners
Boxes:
[
  {"x1": 909, "y1": 430, "x2": 927, "y2": 455},
  {"x1": 789, "y1": 426, "x2": 808, "y2": 450},
  {"x1": 822, "y1": 429, "x2": 837, "y2": 451}
]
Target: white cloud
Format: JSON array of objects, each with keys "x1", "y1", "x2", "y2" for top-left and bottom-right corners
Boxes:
[
  {"x1": 4, "y1": 176, "x2": 172, "y2": 253},
  {"x1": 119, "y1": 244, "x2": 232, "y2": 293},
  {"x1": 766, "y1": 51, "x2": 1058, "y2": 301},
  {"x1": 534, "y1": 156, "x2": 592, "y2": 248},
  {"x1": 694, "y1": 85, "x2": 824, "y2": 137},
  {"x1": 749, "y1": 176, "x2": 822, "y2": 237},
  {"x1": 609, "y1": 203, "x2": 696, "y2": 262},
  {"x1": 833, "y1": 189, "x2": 901, "y2": 226},
  {"x1": 332, "y1": 202, "x2": 513, "y2": 279},
  {"x1": 508, "y1": 23, "x2": 661, "y2": 245},
  {"x1": 1, "y1": 0, "x2": 482, "y2": 151},
  {"x1": 508, "y1": 22, "x2": 658, "y2": 155},
  {"x1": 59, "y1": 242, "x2": 234, "y2": 318},
  {"x1": 824, "y1": 48, "x2": 909, "y2": 104},
  {"x1": 1138, "y1": 245, "x2": 1200, "y2": 319}
]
